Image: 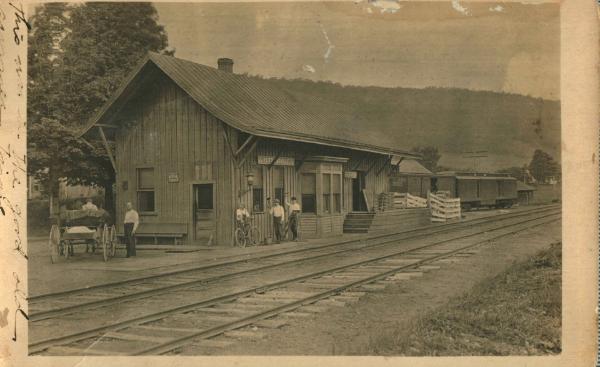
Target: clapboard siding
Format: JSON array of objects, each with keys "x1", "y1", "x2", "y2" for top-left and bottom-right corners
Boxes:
[
  {"x1": 253, "y1": 140, "x2": 389, "y2": 213},
  {"x1": 318, "y1": 215, "x2": 343, "y2": 236},
  {"x1": 343, "y1": 177, "x2": 353, "y2": 213},
  {"x1": 114, "y1": 76, "x2": 401, "y2": 246},
  {"x1": 342, "y1": 151, "x2": 390, "y2": 212},
  {"x1": 236, "y1": 141, "x2": 299, "y2": 243},
  {"x1": 332, "y1": 215, "x2": 344, "y2": 233},
  {"x1": 320, "y1": 216, "x2": 332, "y2": 234},
  {"x1": 300, "y1": 215, "x2": 318, "y2": 237},
  {"x1": 115, "y1": 74, "x2": 236, "y2": 245},
  {"x1": 234, "y1": 139, "x2": 391, "y2": 240}
]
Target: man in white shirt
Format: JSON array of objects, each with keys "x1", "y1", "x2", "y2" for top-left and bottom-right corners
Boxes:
[
  {"x1": 124, "y1": 202, "x2": 139, "y2": 257},
  {"x1": 269, "y1": 199, "x2": 285, "y2": 244},
  {"x1": 82, "y1": 198, "x2": 98, "y2": 211},
  {"x1": 235, "y1": 202, "x2": 250, "y2": 233},
  {"x1": 285, "y1": 195, "x2": 301, "y2": 241}
]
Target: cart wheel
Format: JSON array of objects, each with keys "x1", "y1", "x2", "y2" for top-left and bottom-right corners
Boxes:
[
  {"x1": 234, "y1": 228, "x2": 246, "y2": 247},
  {"x1": 49, "y1": 225, "x2": 60, "y2": 264},
  {"x1": 63, "y1": 240, "x2": 70, "y2": 259},
  {"x1": 249, "y1": 227, "x2": 260, "y2": 246},
  {"x1": 102, "y1": 224, "x2": 109, "y2": 262},
  {"x1": 109, "y1": 225, "x2": 117, "y2": 257}
]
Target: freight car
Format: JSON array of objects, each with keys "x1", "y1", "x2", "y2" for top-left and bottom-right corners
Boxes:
[{"x1": 432, "y1": 172, "x2": 518, "y2": 210}]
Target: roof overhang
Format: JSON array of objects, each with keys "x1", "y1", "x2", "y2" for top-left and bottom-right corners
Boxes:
[
  {"x1": 78, "y1": 54, "x2": 155, "y2": 140},
  {"x1": 79, "y1": 53, "x2": 421, "y2": 160},
  {"x1": 305, "y1": 156, "x2": 350, "y2": 163},
  {"x1": 456, "y1": 176, "x2": 517, "y2": 181},
  {"x1": 394, "y1": 172, "x2": 432, "y2": 176},
  {"x1": 251, "y1": 128, "x2": 421, "y2": 159}
]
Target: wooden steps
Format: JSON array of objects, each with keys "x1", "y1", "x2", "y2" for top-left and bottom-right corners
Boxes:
[
  {"x1": 343, "y1": 208, "x2": 430, "y2": 234},
  {"x1": 342, "y1": 212, "x2": 375, "y2": 233}
]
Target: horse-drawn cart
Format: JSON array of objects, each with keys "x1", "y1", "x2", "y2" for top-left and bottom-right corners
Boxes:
[{"x1": 48, "y1": 209, "x2": 118, "y2": 263}]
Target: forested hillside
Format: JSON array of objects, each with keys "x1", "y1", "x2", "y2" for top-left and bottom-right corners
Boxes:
[{"x1": 252, "y1": 77, "x2": 560, "y2": 170}]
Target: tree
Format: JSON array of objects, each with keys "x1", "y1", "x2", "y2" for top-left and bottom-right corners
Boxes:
[
  {"x1": 56, "y1": 2, "x2": 173, "y2": 126},
  {"x1": 28, "y1": 2, "x2": 173, "y2": 215},
  {"x1": 28, "y1": 119, "x2": 89, "y2": 211},
  {"x1": 529, "y1": 149, "x2": 560, "y2": 183},
  {"x1": 27, "y1": 3, "x2": 69, "y2": 126},
  {"x1": 411, "y1": 146, "x2": 441, "y2": 172}
]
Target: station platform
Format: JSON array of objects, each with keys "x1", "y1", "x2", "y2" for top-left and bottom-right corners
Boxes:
[
  {"x1": 27, "y1": 232, "x2": 368, "y2": 297},
  {"x1": 27, "y1": 205, "x2": 541, "y2": 297}
]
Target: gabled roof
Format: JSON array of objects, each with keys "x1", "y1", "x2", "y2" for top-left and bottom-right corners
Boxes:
[
  {"x1": 80, "y1": 52, "x2": 420, "y2": 158},
  {"x1": 436, "y1": 171, "x2": 517, "y2": 180},
  {"x1": 396, "y1": 159, "x2": 433, "y2": 175},
  {"x1": 454, "y1": 175, "x2": 517, "y2": 181}
]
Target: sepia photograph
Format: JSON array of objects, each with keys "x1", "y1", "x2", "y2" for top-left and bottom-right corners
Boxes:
[{"x1": 6, "y1": 0, "x2": 580, "y2": 359}]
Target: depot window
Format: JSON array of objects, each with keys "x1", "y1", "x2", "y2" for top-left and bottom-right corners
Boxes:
[
  {"x1": 300, "y1": 159, "x2": 346, "y2": 216},
  {"x1": 301, "y1": 173, "x2": 316, "y2": 214},
  {"x1": 332, "y1": 174, "x2": 341, "y2": 213},
  {"x1": 137, "y1": 167, "x2": 155, "y2": 212},
  {"x1": 322, "y1": 174, "x2": 331, "y2": 214},
  {"x1": 252, "y1": 166, "x2": 264, "y2": 213}
]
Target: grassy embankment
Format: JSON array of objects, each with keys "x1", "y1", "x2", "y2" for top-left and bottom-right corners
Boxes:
[{"x1": 363, "y1": 242, "x2": 562, "y2": 356}]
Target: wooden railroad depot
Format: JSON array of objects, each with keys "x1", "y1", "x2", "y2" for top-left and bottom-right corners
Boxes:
[{"x1": 80, "y1": 53, "x2": 426, "y2": 246}]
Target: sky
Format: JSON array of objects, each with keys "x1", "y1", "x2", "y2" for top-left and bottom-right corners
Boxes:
[{"x1": 154, "y1": 1, "x2": 560, "y2": 100}]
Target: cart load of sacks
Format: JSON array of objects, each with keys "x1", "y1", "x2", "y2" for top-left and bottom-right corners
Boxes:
[{"x1": 49, "y1": 209, "x2": 117, "y2": 263}]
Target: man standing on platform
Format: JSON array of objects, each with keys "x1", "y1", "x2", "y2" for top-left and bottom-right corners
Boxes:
[
  {"x1": 235, "y1": 201, "x2": 251, "y2": 234},
  {"x1": 124, "y1": 202, "x2": 139, "y2": 257},
  {"x1": 269, "y1": 199, "x2": 285, "y2": 244},
  {"x1": 285, "y1": 195, "x2": 301, "y2": 241}
]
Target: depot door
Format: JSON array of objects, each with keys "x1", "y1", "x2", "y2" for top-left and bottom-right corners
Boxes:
[
  {"x1": 193, "y1": 184, "x2": 215, "y2": 242},
  {"x1": 352, "y1": 171, "x2": 367, "y2": 212}
]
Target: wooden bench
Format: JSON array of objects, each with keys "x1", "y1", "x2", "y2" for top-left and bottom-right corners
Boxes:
[{"x1": 119, "y1": 223, "x2": 187, "y2": 245}]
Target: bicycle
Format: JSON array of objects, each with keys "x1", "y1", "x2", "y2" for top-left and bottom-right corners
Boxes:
[{"x1": 234, "y1": 217, "x2": 260, "y2": 247}]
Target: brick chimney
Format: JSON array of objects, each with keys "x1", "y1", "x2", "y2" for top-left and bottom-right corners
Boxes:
[{"x1": 217, "y1": 58, "x2": 234, "y2": 73}]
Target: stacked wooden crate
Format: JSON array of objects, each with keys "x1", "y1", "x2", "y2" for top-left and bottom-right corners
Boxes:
[
  {"x1": 428, "y1": 191, "x2": 461, "y2": 222},
  {"x1": 377, "y1": 192, "x2": 429, "y2": 211},
  {"x1": 393, "y1": 193, "x2": 407, "y2": 208},
  {"x1": 406, "y1": 193, "x2": 428, "y2": 208},
  {"x1": 392, "y1": 192, "x2": 428, "y2": 209},
  {"x1": 434, "y1": 190, "x2": 452, "y2": 198}
]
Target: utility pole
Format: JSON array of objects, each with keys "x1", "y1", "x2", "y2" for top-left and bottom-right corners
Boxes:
[{"x1": 461, "y1": 151, "x2": 488, "y2": 172}]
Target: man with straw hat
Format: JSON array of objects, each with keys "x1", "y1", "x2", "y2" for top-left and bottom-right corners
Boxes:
[{"x1": 269, "y1": 198, "x2": 285, "y2": 244}]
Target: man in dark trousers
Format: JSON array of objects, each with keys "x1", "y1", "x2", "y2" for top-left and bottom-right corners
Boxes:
[
  {"x1": 269, "y1": 198, "x2": 285, "y2": 244},
  {"x1": 124, "y1": 202, "x2": 139, "y2": 257},
  {"x1": 285, "y1": 195, "x2": 301, "y2": 241}
]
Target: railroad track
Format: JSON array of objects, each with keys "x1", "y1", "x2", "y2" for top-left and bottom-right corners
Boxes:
[
  {"x1": 30, "y1": 206, "x2": 560, "y2": 355},
  {"x1": 29, "y1": 205, "x2": 558, "y2": 322}
]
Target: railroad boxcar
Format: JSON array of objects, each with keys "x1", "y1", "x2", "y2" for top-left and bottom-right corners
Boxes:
[{"x1": 432, "y1": 172, "x2": 518, "y2": 210}]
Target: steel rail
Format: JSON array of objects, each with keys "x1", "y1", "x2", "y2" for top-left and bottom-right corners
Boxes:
[
  {"x1": 136, "y1": 216, "x2": 561, "y2": 355},
  {"x1": 29, "y1": 211, "x2": 560, "y2": 354},
  {"x1": 31, "y1": 214, "x2": 560, "y2": 354},
  {"x1": 29, "y1": 205, "x2": 557, "y2": 302},
  {"x1": 30, "y1": 207, "x2": 560, "y2": 321}
]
